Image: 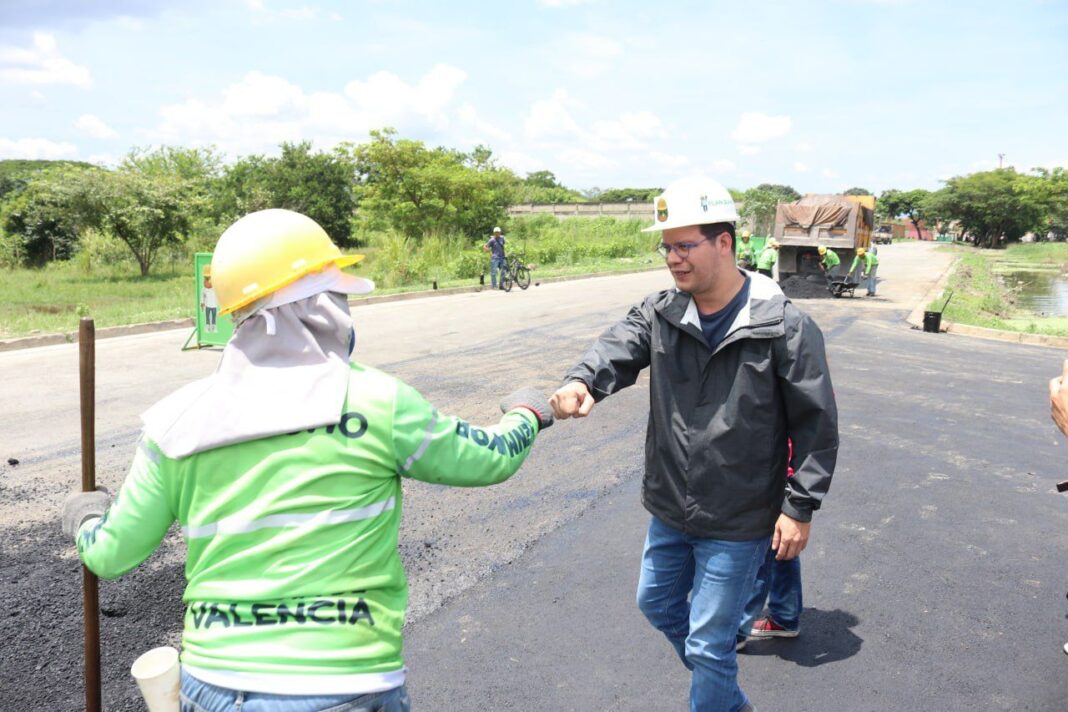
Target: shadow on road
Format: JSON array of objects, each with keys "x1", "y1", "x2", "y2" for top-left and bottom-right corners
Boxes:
[{"x1": 741, "y1": 608, "x2": 863, "y2": 667}]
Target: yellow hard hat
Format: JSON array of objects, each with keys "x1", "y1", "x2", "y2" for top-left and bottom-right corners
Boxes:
[
  {"x1": 817, "y1": 246, "x2": 827, "y2": 255},
  {"x1": 768, "y1": 239, "x2": 780, "y2": 248},
  {"x1": 211, "y1": 209, "x2": 365, "y2": 315},
  {"x1": 856, "y1": 247, "x2": 867, "y2": 257},
  {"x1": 741, "y1": 230, "x2": 752, "y2": 239}
]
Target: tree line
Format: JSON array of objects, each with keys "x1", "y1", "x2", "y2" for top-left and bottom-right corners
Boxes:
[{"x1": 1, "y1": 128, "x2": 1065, "y2": 276}]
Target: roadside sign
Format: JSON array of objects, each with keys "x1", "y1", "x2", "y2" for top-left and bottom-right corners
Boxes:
[{"x1": 192, "y1": 252, "x2": 233, "y2": 347}]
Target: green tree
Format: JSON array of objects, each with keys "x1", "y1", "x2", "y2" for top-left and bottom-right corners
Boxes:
[
  {"x1": 351, "y1": 128, "x2": 516, "y2": 239},
  {"x1": 933, "y1": 170, "x2": 1047, "y2": 248},
  {"x1": 878, "y1": 189, "x2": 931, "y2": 240},
  {"x1": 843, "y1": 187, "x2": 871, "y2": 196},
  {"x1": 739, "y1": 183, "x2": 800, "y2": 236},
  {"x1": 0, "y1": 167, "x2": 88, "y2": 265},
  {"x1": 596, "y1": 188, "x2": 662, "y2": 202},
  {"x1": 1014, "y1": 167, "x2": 1068, "y2": 240},
  {"x1": 214, "y1": 142, "x2": 357, "y2": 246},
  {"x1": 69, "y1": 154, "x2": 201, "y2": 276}
]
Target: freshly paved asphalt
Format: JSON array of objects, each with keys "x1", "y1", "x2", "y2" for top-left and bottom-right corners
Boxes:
[
  {"x1": 2, "y1": 242, "x2": 1066, "y2": 710},
  {"x1": 405, "y1": 252, "x2": 1068, "y2": 711}
]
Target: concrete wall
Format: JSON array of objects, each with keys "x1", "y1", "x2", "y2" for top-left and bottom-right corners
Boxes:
[{"x1": 507, "y1": 202, "x2": 654, "y2": 219}]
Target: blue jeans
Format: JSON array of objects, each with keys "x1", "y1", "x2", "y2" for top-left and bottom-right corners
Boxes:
[
  {"x1": 739, "y1": 548, "x2": 803, "y2": 636},
  {"x1": 636, "y1": 516, "x2": 770, "y2": 712},
  {"x1": 865, "y1": 264, "x2": 878, "y2": 295},
  {"x1": 489, "y1": 256, "x2": 506, "y2": 288},
  {"x1": 179, "y1": 671, "x2": 410, "y2": 712}
]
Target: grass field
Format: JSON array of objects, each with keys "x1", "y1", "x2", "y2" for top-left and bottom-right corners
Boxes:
[
  {"x1": 0, "y1": 251, "x2": 662, "y2": 339},
  {"x1": 930, "y1": 242, "x2": 1068, "y2": 337}
]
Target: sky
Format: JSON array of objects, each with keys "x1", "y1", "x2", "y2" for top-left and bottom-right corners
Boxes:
[{"x1": 0, "y1": 0, "x2": 1065, "y2": 195}]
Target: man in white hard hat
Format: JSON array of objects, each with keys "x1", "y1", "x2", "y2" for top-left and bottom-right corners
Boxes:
[
  {"x1": 483, "y1": 226, "x2": 507, "y2": 290},
  {"x1": 549, "y1": 177, "x2": 838, "y2": 712},
  {"x1": 60, "y1": 209, "x2": 553, "y2": 711}
]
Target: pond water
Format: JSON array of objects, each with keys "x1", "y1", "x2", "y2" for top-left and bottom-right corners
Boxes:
[{"x1": 998, "y1": 268, "x2": 1068, "y2": 316}]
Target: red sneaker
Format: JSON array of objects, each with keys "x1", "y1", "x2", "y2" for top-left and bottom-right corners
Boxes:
[{"x1": 749, "y1": 617, "x2": 799, "y2": 638}]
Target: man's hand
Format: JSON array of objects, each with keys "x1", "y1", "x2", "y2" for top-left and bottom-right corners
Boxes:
[
  {"x1": 549, "y1": 381, "x2": 595, "y2": 420},
  {"x1": 772, "y1": 513, "x2": 810, "y2": 561},
  {"x1": 1050, "y1": 360, "x2": 1068, "y2": 437}
]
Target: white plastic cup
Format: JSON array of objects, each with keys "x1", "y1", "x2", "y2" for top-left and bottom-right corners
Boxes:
[{"x1": 130, "y1": 646, "x2": 181, "y2": 712}]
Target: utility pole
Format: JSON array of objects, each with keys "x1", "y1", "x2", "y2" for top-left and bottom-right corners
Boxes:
[{"x1": 998, "y1": 153, "x2": 1005, "y2": 169}]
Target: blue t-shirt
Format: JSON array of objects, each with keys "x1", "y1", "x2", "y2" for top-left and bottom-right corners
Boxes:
[
  {"x1": 697, "y1": 275, "x2": 751, "y2": 350},
  {"x1": 486, "y1": 235, "x2": 506, "y2": 259}
]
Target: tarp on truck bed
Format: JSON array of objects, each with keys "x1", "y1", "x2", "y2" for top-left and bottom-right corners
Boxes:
[{"x1": 779, "y1": 204, "x2": 851, "y2": 229}]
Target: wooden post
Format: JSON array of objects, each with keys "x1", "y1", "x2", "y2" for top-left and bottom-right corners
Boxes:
[{"x1": 79, "y1": 318, "x2": 102, "y2": 712}]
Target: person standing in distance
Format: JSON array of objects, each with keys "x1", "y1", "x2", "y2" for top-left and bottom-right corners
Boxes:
[
  {"x1": 483, "y1": 226, "x2": 507, "y2": 290},
  {"x1": 755, "y1": 238, "x2": 779, "y2": 279},
  {"x1": 549, "y1": 177, "x2": 839, "y2": 712}
]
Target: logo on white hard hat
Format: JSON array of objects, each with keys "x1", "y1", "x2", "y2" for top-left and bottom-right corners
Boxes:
[{"x1": 656, "y1": 198, "x2": 668, "y2": 222}]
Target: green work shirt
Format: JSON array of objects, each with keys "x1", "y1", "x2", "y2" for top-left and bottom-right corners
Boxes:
[
  {"x1": 737, "y1": 240, "x2": 756, "y2": 263},
  {"x1": 76, "y1": 362, "x2": 539, "y2": 685},
  {"x1": 848, "y1": 251, "x2": 878, "y2": 275},
  {"x1": 756, "y1": 247, "x2": 778, "y2": 271},
  {"x1": 820, "y1": 250, "x2": 840, "y2": 269}
]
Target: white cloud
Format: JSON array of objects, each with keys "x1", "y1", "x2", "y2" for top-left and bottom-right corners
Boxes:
[
  {"x1": 525, "y1": 89, "x2": 582, "y2": 140},
  {"x1": 0, "y1": 33, "x2": 91, "y2": 88},
  {"x1": 151, "y1": 65, "x2": 469, "y2": 154},
  {"x1": 709, "y1": 159, "x2": 736, "y2": 172},
  {"x1": 75, "y1": 114, "x2": 118, "y2": 139},
  {"x1": 540, "y1": 0, "x2": 597, "y2": 6},
  {"x1": 821, "y1": 168, "x2": 838, "y2": 178},
  {"x1": 731, "y1": 112, "x2": 792, "y2": 144},
  {"x1": 0, "y1": 137, "x2": 77, "y2": 159},
  {"x1": 737, "y1": 144, "x2": 761, "y2": 155},
  {"x1": 457, "y1": 103, "x2": 512, "y2": 142},
  {"x1": 588, "y1": 111, "x2": 666, "y2": 149},
  {"x1": 795, "y1": 141, "x2": 813, "y2": 152},
  {"x1": 556, "y1": 147, "x2": 615, "y2": 170},
  {"x1": 245, "y1": 1, "x2": 318, "y2": 21},
  {"x1": 498, "y1": 150, "x2": 546, "y2": 176},
  {"x1": 794, "y1": 162, "x2": 809, "y2": 173},
  {"x1": 649, "y1": 151, "x2": 690, "y2": 169},
  {"x1": 558, "y1": 32, "x2": 623, "y2": 79}
]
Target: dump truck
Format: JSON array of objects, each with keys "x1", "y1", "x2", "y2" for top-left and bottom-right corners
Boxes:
[{"x1": 771, "y1": 193, "x2": 874, "y2": 280}]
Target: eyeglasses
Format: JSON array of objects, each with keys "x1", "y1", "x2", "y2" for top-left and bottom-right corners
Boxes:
[{"x1": 656, "y1": 237, "x2": 710, "y2": 259}]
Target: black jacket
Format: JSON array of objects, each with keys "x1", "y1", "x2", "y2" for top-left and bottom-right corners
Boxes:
[{"x1": 565, "y1": 274, "x2": 838, "y2": 540}]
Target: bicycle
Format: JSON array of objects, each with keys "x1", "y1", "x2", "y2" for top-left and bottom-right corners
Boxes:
[{"x1": 499, "y1": 254, "x2": 532, "y2": 292}]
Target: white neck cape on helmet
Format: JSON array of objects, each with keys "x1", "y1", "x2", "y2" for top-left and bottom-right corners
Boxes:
[
  {"x1": 642, "y1": 176, "x2": 739, "y2": 232},
  {"x1": 142, "y1": 210, "x2": 375, "y2": 459}
]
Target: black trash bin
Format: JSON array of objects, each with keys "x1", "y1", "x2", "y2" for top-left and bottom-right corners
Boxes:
[{"x1": 923, "y1": 310, "x2": 942, "y2": 333}]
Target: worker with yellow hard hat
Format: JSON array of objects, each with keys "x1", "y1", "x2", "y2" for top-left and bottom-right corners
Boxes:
[
  {"x1": 817, "y1": 245, "x2": 840, "y2": 277},
  {"x1": 848, "y1": 245, "x2": 880, "y2": 296},
  {"x1": 60, "y1": 208, "x2": 553, "y2": 711},
  {"x1": 755, "y1": 238, "x2": 779, "y2": 278},
  {"x1": 736, "y1": 229, "x2": 757, "y2": 270}
]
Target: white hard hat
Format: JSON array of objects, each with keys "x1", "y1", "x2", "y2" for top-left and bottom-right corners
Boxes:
[
  {"x1": 642, "y1": 176, "x2": 739, "y2": 233},
  {"x1": 493, "y1": 226, "x2": 502, "y2": 233}
]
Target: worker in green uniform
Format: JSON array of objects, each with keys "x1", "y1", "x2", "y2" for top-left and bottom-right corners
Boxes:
[
  {"x1": 736, "y1": 230, "x2": 756, "y2": 270},
  {"x1": 60, "y1": 209, "x2": 553, "y2": 712},
  {"x1": 848, "y1": 246, "x2": 879, "y2": 296},
  {"x1": 755, "y1": 238, "x2": 779, "y2": 279},
  {"x1": 817, "y1": 245, "x2": 840, "y2": 277}
]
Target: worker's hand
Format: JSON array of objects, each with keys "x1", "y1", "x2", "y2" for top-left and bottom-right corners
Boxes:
[
  {"x1": 500, "y1": 387, "x2": 554, "y2": 431},
  {"x1": 61, "y1": 487, "x2": 111, "y2": 540},
  {"x1": 1049, "y1": 360, "x2": 1068, "y2": 437},
  {"x1": 550, "y1": 381, "x2": 595, "y2": 420},
  {"x1": 771, "y1": 513, "x2": 810, "y2": 561}
]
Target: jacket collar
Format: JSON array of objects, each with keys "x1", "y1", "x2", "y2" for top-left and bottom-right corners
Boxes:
[{"x1": 658, "y1": 270, "x2": 787, "y2": 346}]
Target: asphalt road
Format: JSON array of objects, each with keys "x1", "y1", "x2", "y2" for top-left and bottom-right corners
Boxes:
[{"x1": 2, "y1": 242, "x2": 1067, "y2": 710}]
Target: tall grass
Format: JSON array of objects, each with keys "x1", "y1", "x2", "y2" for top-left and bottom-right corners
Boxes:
[
  {"x1": 932, "y1": 242, "x2": 1068, "y2": 336},
  {"x1": 0, "y1": 216, "x2": 663, "y2": 338}
]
